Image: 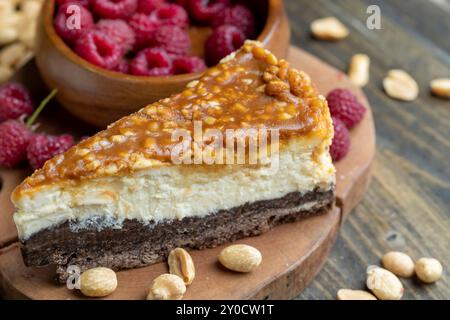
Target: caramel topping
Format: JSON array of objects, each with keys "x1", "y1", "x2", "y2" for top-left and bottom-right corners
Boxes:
[{"x1": 14, "y1": 41, "x2": 332, "y2": 195}]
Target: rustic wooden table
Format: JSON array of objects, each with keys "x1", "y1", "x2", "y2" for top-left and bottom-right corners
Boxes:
[
  {"x1": 0, "y1": 0, "x2": 448, "y2": 301},
  {"x1": 286, "y1": 0, "x2": 450, "y2": 300}
]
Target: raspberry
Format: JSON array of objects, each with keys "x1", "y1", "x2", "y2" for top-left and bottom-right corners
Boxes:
[
  {"x1": 137, "y1": 0, "x2": 166, "y2": 14},
  {"x1": 205, "y1": 24, "x2": 245, "y2": 66},
  {"x1": 152, "y1": 25, "x2": 190, "y2": 56},
  {"x1": 330, "y1": 117, "x2": 350, "y2": 162},
  {"x1": 113, "y1": 59, "x2": 130, "y2": 73},
  {"x1": 27, "y1": 134, "x2": 75, "y2": 170},
  {"x1": 91, "y1": 0, "x2": 138, "y2": 20},
  {"x1": 56, "y1": 0, "x2": 90, "y2": 7},
  {"x1": 96, "y1": 19, "x2": 136, "y2": 52},
  {"x1": 212, "y1": 4, "x2": 256, "y2": 37},
  {"x1": 54, "y1": 3, "x2": 94, "y2": 44},
  {"x1": 130, "y1": 48, "x2": 174, "y2": 76},
  {"x1": 0, "y1": 83, "x2": 34, "y2": 122},
  {"x1": 0, "y1": 89, "x2": 58, "y2": 168},
  {"x1": 149, "y1": 4, "x2": 189, "y2": 28},
  {"x1": 0, "y1": 120, "x2": 32, "y2": 167},
  {"x1": 188, "y1": 0, "x2": 230, "y2": 24},
  {"x1": 74, "y1": 31, "x2": 123, "y2": 69},
  {"x1": 129, "y1": 13, "x2": 158, "y2": 48},
  {"x1": 173, "y1": 56, "x2": 206, "y2": 74},
  {"x1": 327, "y1": 89, "x2": 366, "y2": 129}
]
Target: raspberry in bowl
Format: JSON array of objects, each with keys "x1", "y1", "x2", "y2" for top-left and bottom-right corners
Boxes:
[{"x1": 35, "y1": 0, "x2": 290, "y2": 127}]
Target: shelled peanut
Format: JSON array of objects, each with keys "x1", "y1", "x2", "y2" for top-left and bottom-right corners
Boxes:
[
  {"x1": 337, "y1": 251, "x2": 444, "y2": 300},
  {"x1": 79, "y1": 267, "x2": 118, "y2": 298},
  {"x1": 0, "y1": 0, "x2": 43, "y2": 83}
]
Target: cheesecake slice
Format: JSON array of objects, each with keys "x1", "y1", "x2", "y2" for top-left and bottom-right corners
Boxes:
[{"x1": 12, "y1": 41, "x2": 335, "y2": 281}]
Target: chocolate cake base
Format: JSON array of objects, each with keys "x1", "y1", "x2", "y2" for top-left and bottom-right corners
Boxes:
[{"x1": 20, "y1": 188, "x2": 334, "y2": 282}]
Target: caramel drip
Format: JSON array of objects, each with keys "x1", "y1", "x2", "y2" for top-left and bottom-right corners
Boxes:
[{"x1": 15, "y1": 41, "x2": 331, "y2": 194}]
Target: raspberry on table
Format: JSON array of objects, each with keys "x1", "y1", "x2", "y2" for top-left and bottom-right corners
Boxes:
[
  {"x1": 137, "y1": 0, "x2": 166, "y2": 14},
  {"x1": 54, "y1": 3, "x2": 94, "y2": 44},
  {"x1": 188, "y1": 0, "x2": 230, "y2": 24},
  {"x1": 0, "y1": 83, "x2": 34, "y2": 123},
  {"x1": 74, "y1": 31, "x2": 124, "y2": 69},
  {"x1": 205, "y1": 24, "x2": 245, "y2": 66},
  {"x1": 27, "y1": 134, "x2": 75, "y2": 170},
  {"x1": 95, "y1": 19, "x2": 136, "y2": 52},
  {"x1": 327, "y1": 88, "x2": 366, "y2": 129},
  {"x1": 212, "y1": 4, "x2": 256, "y2": 37},
  {"x1": 173, "y1": 56, "x2": 206, "y2": 74},
  {"x1": 130, "y1": 48, "x2": 174, "y2": 76},
  {"x1": 0, "y1": 120, "x2": 32, "y2": 167},
  {"x1": 149, "y1": 3, "x2": 189, "y2": 28},
  {"x1": 152, "y1": 25, "x2": 190, "y2": 56},
  {"x1": 330, "y1": 116, "x2": 351, "y2": 162},
  {"x1": 91, "y1": 0, "x2": 138, "y2": 20},
  {"x1": 129, "y1": 13, "x2": 159, "y2": 48}
]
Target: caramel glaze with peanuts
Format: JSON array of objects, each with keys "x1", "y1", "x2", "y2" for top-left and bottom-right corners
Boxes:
[{"x1": 13, "y1": 41, "x2": 333, "y2": 198}]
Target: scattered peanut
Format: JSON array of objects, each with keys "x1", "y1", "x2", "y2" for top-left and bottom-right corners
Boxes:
[
  {"x1": 311, "y1": 17, "x2": 349, "y2": 41},
  {"x1": 337, "y1": 289, "x2": 377, "y2": 300},
  {"x1": 430, "y1": 78, "x2": 450, "y2": 99},
  {"x1": 381, "y1": 251, "x2": 415, "y2": 278},
  {"x1": 168, "y1": 248, "x2": 196, "y2": 285},
  {"x1": 79, "y1": 267, "x2": 118, "y2": 298},
  {"x1": 0, "y1": 0, "x2": 44, "y2": 83},
  {"x1": 0, "y1": 42, "x2": 27, "y2": 68},
  {"x1": 0, "y1": 28, "x2": 18, "y2": 46},
  {"x1": 415, "y1": 258, "x2": 443, "y2": 283},
  {"x1": 348, "y1": 54, "x2": 370, "y2": 87},
  {"x1": 366, "y1": 266, "x2": 404, "y2": 300},
  {"x1": 147, "y1": 274, "x2": 186, "y2": 300},
  {"x1": 22, "y1": 0, "x2": 42, "y2": 19},
  {"x1": 19, "y1": 21, "x2": 37, "y2": 49},
  {"x1": 383, "y1": 69, "x2": 419, "y2": 101},
  {"x1": 0, "y1": 65, "x2": 14, "y2": 83},
  {"x1": 218, "y1": 244, "x2": 262, "y2": 273},
  {"x1": 15, "y1": 50, "x2": 34, "y2": 69}
]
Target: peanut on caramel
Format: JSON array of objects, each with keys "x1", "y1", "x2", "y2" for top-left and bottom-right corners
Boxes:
[{"x1": 14, "y1": 41, "x2": 332, "y2": 196}]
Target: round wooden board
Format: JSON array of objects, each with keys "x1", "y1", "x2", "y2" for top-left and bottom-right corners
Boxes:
[
  {"x1": 0, "y1": 46, "x2": 375, "y2": 299},
  {"x1": 0, "y1": 208, "x2": 340, "y2": 300}
]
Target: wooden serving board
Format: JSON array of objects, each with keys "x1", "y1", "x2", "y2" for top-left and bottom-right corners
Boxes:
[
  {"x1": 0, "y1": 46, "x2": 375, "y2": 299},
  {"x1": 0, "y1": 208, "x2": 340, "y2": 300}
]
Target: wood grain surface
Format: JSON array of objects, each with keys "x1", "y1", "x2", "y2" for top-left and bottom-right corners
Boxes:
[
  {"x1": 285, "y1": 0, "x2": 450, "y2": 300},
  {"x1": 0, "y1": 0, "x2": 448, "y2": 300}
]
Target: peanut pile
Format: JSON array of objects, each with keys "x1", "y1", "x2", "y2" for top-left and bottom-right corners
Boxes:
[
  {"x1": 71, "y1": 243, "x2": 262, "y2": 299},
  {"x1": 0, "y1": 0, "x2": 43, "y2": 83},
  {"x1": 337, "y1": 251, "x2": 443, "y2": 300},
  {"x1": 311, "y1": 16, "x2": 449, "y2": 99}
]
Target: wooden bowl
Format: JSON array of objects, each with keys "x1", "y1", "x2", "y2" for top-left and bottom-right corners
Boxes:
[{"x1": 35, "y1": 0, "x2": 291, "y2": 127}]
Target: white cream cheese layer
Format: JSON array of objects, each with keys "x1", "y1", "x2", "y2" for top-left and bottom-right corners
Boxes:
[{"x1": 13, "y1": 139, "x2": 335, "y2": 240}]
